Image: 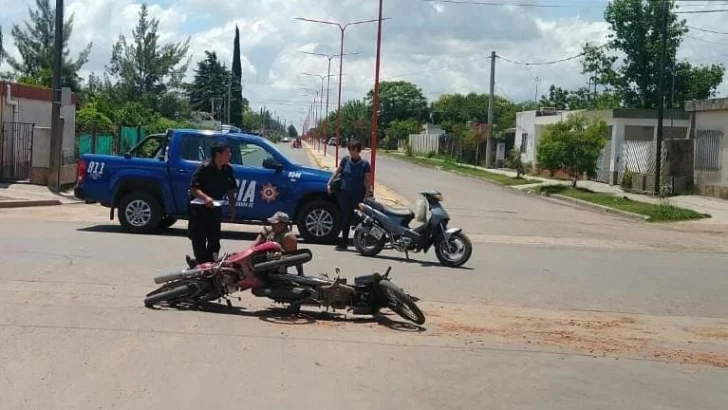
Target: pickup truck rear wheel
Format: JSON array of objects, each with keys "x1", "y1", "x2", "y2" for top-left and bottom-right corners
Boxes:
[
  {"x1": 296, "y1": 200, "x2": 340, "y2": 244},
  {"x1": 118, "y1": 192, "x2": 162, "y2": 234}
]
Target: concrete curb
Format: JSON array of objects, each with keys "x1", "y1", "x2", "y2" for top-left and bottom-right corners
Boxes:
[
  {"x1": 527, "y1": 190, "x2": 650, "y2": 221},
  {"x1": 0, "y1": 199, "x2": 63, "y2": 209}
]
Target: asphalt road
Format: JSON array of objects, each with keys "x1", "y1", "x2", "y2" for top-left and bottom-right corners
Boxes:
[{"x1": 0, "y1": 143, "x2": 725, "y2": 409}]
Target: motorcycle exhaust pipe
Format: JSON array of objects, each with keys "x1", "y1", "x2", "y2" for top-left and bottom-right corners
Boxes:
[{"x1": 153, "y1": 268, "x2": 203, "y2": 284}]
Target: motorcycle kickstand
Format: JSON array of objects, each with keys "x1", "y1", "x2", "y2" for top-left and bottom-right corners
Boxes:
[{"x1": 404, "y1": 249, "x2": 410, "y2": 260}]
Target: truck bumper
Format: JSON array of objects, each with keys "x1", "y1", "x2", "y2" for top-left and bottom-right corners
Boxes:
[{"x1": 74, "y1": 186, "x2": 96, "y2": 204}]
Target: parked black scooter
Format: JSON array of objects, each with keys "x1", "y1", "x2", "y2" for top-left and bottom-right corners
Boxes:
[{"x1": 352, "y1": 190, "x2": 472, "y2": 268}]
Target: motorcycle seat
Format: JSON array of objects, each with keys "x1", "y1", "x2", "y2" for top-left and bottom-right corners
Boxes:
[{"x1": 365, "y1": 199, "x2": 413, "y2": 218}]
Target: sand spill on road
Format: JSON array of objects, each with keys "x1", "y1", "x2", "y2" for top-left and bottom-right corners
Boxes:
[{"x1": 422, "y1": 303, "x2": 728, "y2": 368}]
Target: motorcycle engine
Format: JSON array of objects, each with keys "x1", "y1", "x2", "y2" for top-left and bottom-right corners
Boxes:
[
  {"x1": 394, "y1": 237, "x2": 417, "y2": 252},
  {"x1": 320, "y1": 281, "x2": 356, "y2": 310}
]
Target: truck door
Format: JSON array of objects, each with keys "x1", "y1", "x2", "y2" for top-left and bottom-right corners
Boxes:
[
  {"x1": 169, "y1": 133, "x2": 217, "y2": 216},
  {"x1": 227, "y1": 138, "x2": 291, "y2": 220}
]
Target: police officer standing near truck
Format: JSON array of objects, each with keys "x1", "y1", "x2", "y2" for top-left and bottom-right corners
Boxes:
[{"x1": 185, "y1": 142, "x2": 237, "y2": 267}]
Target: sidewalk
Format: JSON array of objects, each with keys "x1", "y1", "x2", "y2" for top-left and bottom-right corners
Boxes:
[
  {"x1": 0, "y1": 182, "x2": 79, "y2": 209},
  {"x1": 387, "y1": 152, "x2": 728, "y2": 225},
  {"x1": 303, "y1": 142, "x2": 410, "y2": 207}
]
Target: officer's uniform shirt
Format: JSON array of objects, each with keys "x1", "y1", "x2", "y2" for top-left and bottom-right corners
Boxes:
[{"x1": 189, "y1": 161, "x2": 237, "y2": 204}]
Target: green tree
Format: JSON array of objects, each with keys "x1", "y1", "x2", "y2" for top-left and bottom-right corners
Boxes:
[
  {"x1": 385, "y1": 118, "x2": 418, "y2": 140},
  {"x1": 287, "y1": 124, "x2": 298, "y2": 138},
  {"x1": 230, "y1": 26, "x2": 243, "y2": 128},
  {"x1": 0, "y1": 26, "x2": 5, "y2": 67},
  {"x1": 536, "y1": 114, "x2": 608, "y2": 187},
  {"x1": 76, "y1": 103, "x2": 114, "y2": 133},
  {"x1": 7, "y1": 0, "x2": 92, "y2": 90},
  {"x1": 186, "y1": 51, "x2": 231, "y2": 119},
  {"x1": 604, "y1": 0, "x2": 723, "y2": 108},
  {"x1": 106, "y1": 4, "x2": 190, "y2": 107},
  {"x1": 366, "y1": 81, "x2": 427, "y2": 133}
]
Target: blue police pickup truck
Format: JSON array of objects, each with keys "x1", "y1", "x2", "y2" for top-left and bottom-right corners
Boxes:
[{"x1": 73, "y1": 129, "x2": 341, "y2": 243}]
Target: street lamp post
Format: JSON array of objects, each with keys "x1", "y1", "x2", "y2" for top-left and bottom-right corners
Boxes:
[
  {"x1": 295, "y1": 16, "x2": 390, "y2": 165},
  {"x1": 303, "y1": 72, "x2": 339, "y2": 156},
  {"x1": 300, "y1": 51, "x2": 359, "y2": 158}
]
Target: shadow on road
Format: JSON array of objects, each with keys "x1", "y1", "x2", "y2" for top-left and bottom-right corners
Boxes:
[
  {"x1": 77, "y1": 225, "x2": 259, "y2": 241},
  {"x1": 355, "y1": 252, "x2": 475, "y2": 270},
  {"x1": 149, "y1": 301, "x2": 426, "y2": 332}
]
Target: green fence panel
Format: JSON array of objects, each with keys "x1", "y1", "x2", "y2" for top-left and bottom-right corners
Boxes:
[
  {"x1": 96, "y1": 134, "x2": 113, "y2": 155},
  {"x1": 121, "y1": 126, "x2": 140, "y2": 153},
  {"x1": 78, "y1": 134, "x2": 92, "y2": 155}
]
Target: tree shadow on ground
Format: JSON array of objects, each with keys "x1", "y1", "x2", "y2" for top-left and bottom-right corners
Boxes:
[
  {"x1": 350, "y1": 252, "x2": 474, "y2": 270},
  {"x1": 147, "y1": 301, "x2": 426, "y2": 332}
]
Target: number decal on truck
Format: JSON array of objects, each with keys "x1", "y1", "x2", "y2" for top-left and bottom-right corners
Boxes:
[
  {"x1": 87, "y1": 161, "x2": 106, "y2": 180},
  {"x1": 288, "y1": 171, "x2": 302, "y2": 180}
]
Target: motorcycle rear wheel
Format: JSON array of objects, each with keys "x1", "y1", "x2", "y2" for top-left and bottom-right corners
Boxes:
[
  {"x1": 353, "y1": 223, "x2": 385, "y2": 256},
  {"x1": 378, "y1": 280, "x2": 426, "y2": 325},
  {"x1": 144, "y1": 282, "x2": 195, "y2": 307}
]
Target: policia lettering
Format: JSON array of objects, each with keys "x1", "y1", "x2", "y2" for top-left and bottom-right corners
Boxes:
[{"x1": 224, "y1": 179, "x2": 280, "y2": 208}]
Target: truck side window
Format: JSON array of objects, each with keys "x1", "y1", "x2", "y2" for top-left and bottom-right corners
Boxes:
[
  {"x1": 228, "y1": 140, "x2": 273, "y2": 169},
  {"x1": 180, "y1": 135, "x2": 215, "y2": 162}
]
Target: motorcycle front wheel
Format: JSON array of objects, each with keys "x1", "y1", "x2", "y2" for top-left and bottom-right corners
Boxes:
[
  {"x1": 378, "y1": 280, "x2": 426, "y2": 325},
  {"x1": 353, "y1": 223, "x2": 385, "y2": 257},
  {"x1": 434, "y1": 231, "x2": 473, "y2": 268},
  {"x1": 144, "y1": 282, "x2": 195, "y2": 307}
]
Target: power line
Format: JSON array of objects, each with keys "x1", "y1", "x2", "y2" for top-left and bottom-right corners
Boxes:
[
  {"x1": 496, "y1": 42, "x2": 611, "y2": 66},
  {"x1": 688, "y1": 25, "x2": 728, "y2": 35},
  {"x1": 684, "y1": 34, "x2": 728, "y2": 45}
]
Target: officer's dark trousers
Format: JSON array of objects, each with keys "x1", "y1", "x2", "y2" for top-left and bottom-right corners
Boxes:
[
  {"x1": 337, "y1": 189, "x2": 365, "y2": 243},
  {"x1": 187, "y1": 205, "x2": 222, "y2": 263}
]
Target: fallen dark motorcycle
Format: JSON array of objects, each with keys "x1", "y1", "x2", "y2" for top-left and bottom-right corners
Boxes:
[
  {"x1": 144, "y1": 241, "x2": 425, "y2": 325},
  {"x1": 352, "y1": 190, "x2": 472, "y2": 268}
]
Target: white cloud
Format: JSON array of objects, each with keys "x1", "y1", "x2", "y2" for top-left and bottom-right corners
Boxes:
[{"x1": 1, "y1": 0, "x2": 728, "y2": 127}]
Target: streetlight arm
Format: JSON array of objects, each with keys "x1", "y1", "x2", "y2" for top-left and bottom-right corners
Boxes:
[
  {"x1": 344, "y1": 17, "x2": 391, "y2": 29},
  {"x1": 294, "y1": 17, "x2": 343, "y2": 29}
]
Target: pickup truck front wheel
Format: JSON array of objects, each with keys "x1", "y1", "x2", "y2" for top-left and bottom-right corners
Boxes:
[
  {"x1": 118, "y1": 192, "x2": 162, "y2": 234},
  {"x1": 296, "y1": 200, "x2": 340, "y2": 244}
]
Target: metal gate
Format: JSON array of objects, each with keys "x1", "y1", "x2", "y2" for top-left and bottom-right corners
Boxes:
[
  {"x1": 0, "y1": 122, "x2": 35, "y2": 181},
  {"x1": 592, "y1": 143, "x2": 612, "y2": 183}
]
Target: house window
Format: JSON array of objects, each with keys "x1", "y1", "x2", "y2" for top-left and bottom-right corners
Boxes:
[
  {"x1": 695, "y1": 130, "x2": 722, "y2": 171},
  {"x1": 521, "y1": 133, "x2": 528, "y2": 153}
]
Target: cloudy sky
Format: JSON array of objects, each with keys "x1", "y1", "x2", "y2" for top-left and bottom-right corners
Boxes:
[{"x1": 2, "y1": 0, "x2": 728, "y2": 127}]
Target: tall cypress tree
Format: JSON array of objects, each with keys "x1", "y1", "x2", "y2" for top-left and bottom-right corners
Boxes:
[{"x1": 230, "y1": 25, "x2": 243, "y2": 128}]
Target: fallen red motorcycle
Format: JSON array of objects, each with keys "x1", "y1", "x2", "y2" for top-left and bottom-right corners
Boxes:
[{"x1": 143, "y1": 241, "x2": 425, "y2": 325}]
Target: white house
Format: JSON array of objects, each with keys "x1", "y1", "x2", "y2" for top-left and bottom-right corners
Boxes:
[
  {"x1": 514, "y1": 108, "x2": 690, "y2": 185},
  {"x1": 1, "y1": 81, "x2": 77, "y2": 185},
  {"x1": 684, "y1": 98, "x2": 728, "y2": 199}
]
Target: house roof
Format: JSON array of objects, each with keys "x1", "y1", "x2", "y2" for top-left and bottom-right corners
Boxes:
[{"x1": 0, "y1": 81, "x2": 78, "y2": 105}]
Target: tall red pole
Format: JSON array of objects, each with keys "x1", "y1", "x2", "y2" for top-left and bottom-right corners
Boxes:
[
  {"x1": 319, "y1": 77, "x2": 325, "y2": 155},
  {"x1": 324, "y1": 58, "x2": 332, "y2": 158},
  {"x1": 369, "y1": 0, "x2": 384, "y2": 192},
  {"x1": 335, "y1": 28, "x2": 345, "y2": 166}
]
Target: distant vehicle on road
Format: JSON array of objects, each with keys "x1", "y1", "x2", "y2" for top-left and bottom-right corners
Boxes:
[
  {"x1": 282, "y1": 136, "x2": 291, "y2": 143},
  {"x1": 328, "y1": 137, "x2": 337, "y2": 146},
  {"x1": 74, "y1": 129, "x2": 343, "y2": 243}
]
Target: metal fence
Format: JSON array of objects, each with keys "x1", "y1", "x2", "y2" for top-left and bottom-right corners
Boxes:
[
  {"x1": 0, "y1": 121, "x2": 34, "y2": 182},
  {"x1": 695, "y1": 130, "x2": 722, "y2": 171}
]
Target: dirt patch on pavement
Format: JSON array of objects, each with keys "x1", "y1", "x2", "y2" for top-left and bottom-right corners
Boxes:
[{"x1": 425, "y1": 303, "x2": 728, "y2": 368}]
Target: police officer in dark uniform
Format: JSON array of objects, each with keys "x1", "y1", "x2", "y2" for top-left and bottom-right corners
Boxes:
[{"x1": 185, "y1": 142, "x2": 237, "y2": 268}]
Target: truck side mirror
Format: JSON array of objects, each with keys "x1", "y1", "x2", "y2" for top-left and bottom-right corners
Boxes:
[{"x1": 262, "y1": 157, "x2": 283, "y2": 172}]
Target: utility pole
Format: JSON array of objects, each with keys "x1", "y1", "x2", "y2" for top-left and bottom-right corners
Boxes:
[
  {"x1": 654, "y1": 0, "x2": 668, "y2": 195},
  {"x1": 485, "y1": 50, "x2": 496, "y2": 169},
  {"x1": 369, "y1": 0, "x2": 384, "y2": 189},
  {"x1": 49, "y1": 0, "x2": 64, "y2": 192}
]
